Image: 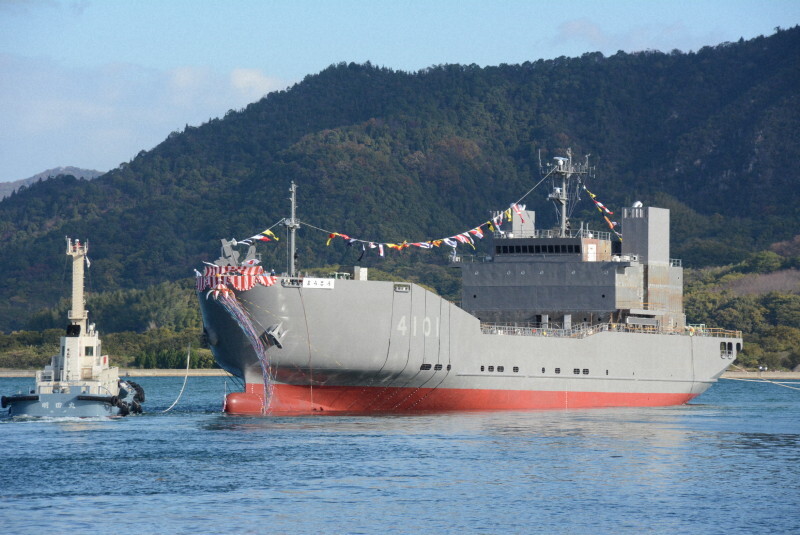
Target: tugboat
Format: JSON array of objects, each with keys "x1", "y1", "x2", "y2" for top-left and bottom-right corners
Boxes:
[{"x1": 1, "y1": 238, "x2": 144, "y2": 417}]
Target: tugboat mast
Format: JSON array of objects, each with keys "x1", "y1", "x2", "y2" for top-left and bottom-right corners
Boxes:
[{"x1": 66, "y1": 238, "x2": 89, "y2": 334}]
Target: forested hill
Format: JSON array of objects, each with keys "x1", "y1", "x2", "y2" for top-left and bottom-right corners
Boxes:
[{"x1": 0, "y1": 27, "x2": 798, "y2": 331}]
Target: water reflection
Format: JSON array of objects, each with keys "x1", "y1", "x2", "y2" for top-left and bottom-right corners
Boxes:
[{"x1": 3, "y1": 377, "x2": 800, "y2": 534}]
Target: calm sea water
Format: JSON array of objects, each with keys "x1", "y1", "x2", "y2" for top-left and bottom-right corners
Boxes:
[{"x1": 1, "y1": 376, "x2": 798, "y2": 535}]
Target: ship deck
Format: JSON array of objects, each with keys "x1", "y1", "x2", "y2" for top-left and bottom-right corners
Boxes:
[{"x1": 480, "y1": 321, "x2": 742, "y2": 340}]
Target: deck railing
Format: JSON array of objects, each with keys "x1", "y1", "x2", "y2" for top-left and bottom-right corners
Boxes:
[
  {"x1": 492, "y1": 228, "x2": 612, "y2": 241},
  {"x1": 479, "y1": 322, "x2": 741, "y2": 339}
]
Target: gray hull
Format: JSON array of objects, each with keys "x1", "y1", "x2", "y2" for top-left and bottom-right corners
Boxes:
[{"x1": 199, "y1": 278, "x2": 740, "y2": 413}]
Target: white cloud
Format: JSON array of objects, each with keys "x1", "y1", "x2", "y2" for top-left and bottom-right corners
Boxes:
[
  {"x1": 230, "y1": 68, "x2": 283, "y2": 102},
  {"x1": 556, "y1": 18, "x2": 611, "y2": 49},
  {"x1": 552, "y1": 18, "x2": 725, "y2": 56},
  {"x1": 0, "y1": 54, "x2": 289, "y2": 181}
]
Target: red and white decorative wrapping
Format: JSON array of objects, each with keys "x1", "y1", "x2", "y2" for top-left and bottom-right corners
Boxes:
[{"x1": 196, "y1": 265, "x2": 278, "y2": 293}]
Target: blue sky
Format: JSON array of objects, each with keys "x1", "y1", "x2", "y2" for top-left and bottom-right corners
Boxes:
[{"x1": 1, "y1": 0, "x2": 798, "y2": 182}]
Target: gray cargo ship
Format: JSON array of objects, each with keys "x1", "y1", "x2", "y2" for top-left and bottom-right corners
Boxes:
[{"x1": 197, "y1": 152, "x2": 742, "y2": 414}]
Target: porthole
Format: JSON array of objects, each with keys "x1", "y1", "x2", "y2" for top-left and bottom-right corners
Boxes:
[
  {"x1": 488, "y1": 366, "x2": 495, "y2": 372},
  {"x1": 446, "y1": 364, "x2": 451, "y2": 371},
  {"x1": 555, "y1": 368, "x2": 561, "y2": 374},
  {"x1": 582, "y1": 369, "x2": 589, "y2": 375},
  {"x1": 541, "y1": 367, "x2": 545, "y2": 373},
  {"x1": 497, "y1": 366, "x2": 505, "y2": 372},
  {"x1": 420, "y1": 364, "x2": 432, "y2": 370},
  {"x1": 573, "y1": 368, "x2": 580, "y2": 375},
  {"x1": 513, "y1": 367, "x2": 519, "y2": 373},
  {"x1": 480, "y1": 365, "x2": 485, "y2": 372},
  {"x1": 434, "y1": 364, "x2": 443, "y2": 371}
]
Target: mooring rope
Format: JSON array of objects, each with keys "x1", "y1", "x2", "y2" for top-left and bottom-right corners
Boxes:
[
  {"x1": 721, "y1": 364, "x2": 800, "y2": 391},
  {"x1": 722, "y1": 376, "x2": 800, "y2": 391},
  {"x1": 162, "y1": 345, "x2": 192, "y2": 413}
]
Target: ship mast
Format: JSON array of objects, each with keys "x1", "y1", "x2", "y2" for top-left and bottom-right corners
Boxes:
[
  {"x1": 544, "y1": 148, "x2": 593, "y2": 237},
  {"x1": 285, "y1": 181, "x2": 300, "y2": 277}
]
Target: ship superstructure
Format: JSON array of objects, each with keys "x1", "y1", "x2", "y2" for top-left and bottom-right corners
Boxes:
[
  {"x1": 2, "y1": 239, "x2": 144, "y2": 418},
  {"x1": 197, "y1": 153, "x2": 742, "y2": 415},
  {"x1": 463, "y1": 151, "x2": 684, "y2": 333}
]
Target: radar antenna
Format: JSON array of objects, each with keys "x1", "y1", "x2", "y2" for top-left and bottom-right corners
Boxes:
[{"x1": 540, "y1": 148, "x2": 594, "y2": 237}]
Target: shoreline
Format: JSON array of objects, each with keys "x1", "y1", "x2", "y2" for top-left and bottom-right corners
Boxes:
[
  {"x1": 718, "y1": 371, "x2": 799, "y2": 380},
  {"x1": 0, "y1": 369, "x2": 797, "y2": 379}
]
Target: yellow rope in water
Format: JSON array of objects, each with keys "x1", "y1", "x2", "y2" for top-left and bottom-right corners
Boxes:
[{"x1": 721, "y1": 375, "x2": 800, "y2": 392}]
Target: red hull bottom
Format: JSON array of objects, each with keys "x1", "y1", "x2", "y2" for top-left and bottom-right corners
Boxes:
[{"x1": 224, "y1": 383, "x2": 699, "y2": 415}]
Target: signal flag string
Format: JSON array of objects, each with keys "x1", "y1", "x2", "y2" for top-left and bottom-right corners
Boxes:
[{"x1": 224, "y1": 165, "x2": 620, "y2": 260}]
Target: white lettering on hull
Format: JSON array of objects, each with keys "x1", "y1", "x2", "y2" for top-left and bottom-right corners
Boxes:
[{"x1": 396, "y1": 316, "x2": 439, "y2": 337}]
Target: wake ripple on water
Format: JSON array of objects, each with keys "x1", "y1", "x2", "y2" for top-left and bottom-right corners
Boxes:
[{"x1": 0, "y1": 377, "x2": 799, "y2": 534}]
